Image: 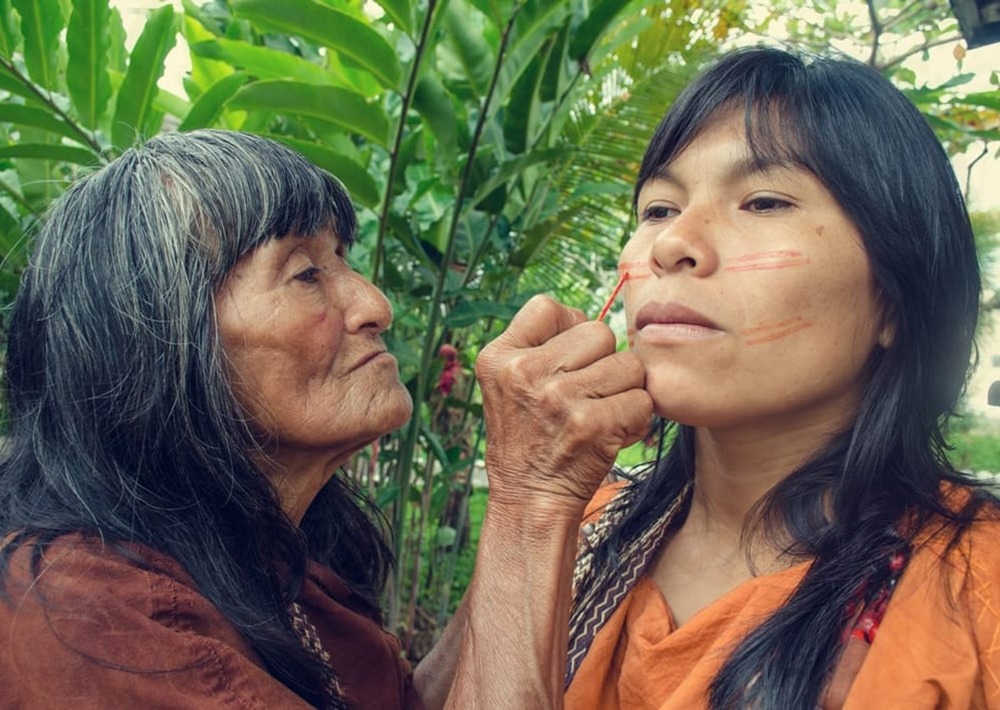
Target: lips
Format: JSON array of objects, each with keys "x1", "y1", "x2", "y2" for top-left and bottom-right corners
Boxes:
[
  {"x1": 634, "y1": 301, "x2": 721, "y2": 331},
  {"x1": 352, "y1": 348, "x2": 389, "y2": 370}
]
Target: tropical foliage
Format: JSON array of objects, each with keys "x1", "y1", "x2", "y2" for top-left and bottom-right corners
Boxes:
[{"x1": 0, "y1": 0, "x2": 997, "y2": 650}]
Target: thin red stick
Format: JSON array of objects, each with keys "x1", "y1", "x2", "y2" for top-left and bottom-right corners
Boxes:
[{"x1": 595, "y1": 272, "x2": 628, "y2": 321}]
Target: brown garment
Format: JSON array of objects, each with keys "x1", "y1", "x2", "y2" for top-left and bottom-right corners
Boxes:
[
  {"x1": 566, "y1": 485, "x2": 1000, "y2": 709},
  {"x1": 0, "y1": 535, "x2": 421, "y2": 709}
]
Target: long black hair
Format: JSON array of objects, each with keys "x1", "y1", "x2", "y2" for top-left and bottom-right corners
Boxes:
[
  {"x1": 0, "y1": 130, "x2": 392, "y2": 706},
  {"x1": 587, "y1": 47, "x2": 994, "y2": 708}
]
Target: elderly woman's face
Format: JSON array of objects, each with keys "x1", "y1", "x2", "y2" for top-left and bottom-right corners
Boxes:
[{"x1": 215, "y1": 229, "x2": 412, "y2": 469}]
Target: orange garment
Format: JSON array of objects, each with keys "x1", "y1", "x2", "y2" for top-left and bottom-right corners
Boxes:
[{"x1": 566, "y1": 489, "x2": 1000, "y2": 709}]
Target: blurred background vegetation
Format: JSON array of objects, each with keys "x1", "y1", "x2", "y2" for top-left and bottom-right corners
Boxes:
[{"x1": 0, "y1": 0, "x2": 998, "y2": 657}]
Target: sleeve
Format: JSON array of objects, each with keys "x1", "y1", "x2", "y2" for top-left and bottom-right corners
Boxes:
[{"x1": 0, "y1": 543, "x2": 314, "y2": 710}]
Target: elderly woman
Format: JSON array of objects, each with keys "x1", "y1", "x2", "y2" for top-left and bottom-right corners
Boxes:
[
  {"x1": 0, "y1": 130, "x2": 651, "y2": 707},
  {"x1": 557, "y1": 47, "x2": 1000, "y2": 708}
]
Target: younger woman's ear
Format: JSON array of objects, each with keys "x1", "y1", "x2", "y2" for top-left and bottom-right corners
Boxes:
[{"x1": 877, "y1": 309, "x2": 895, "y2": 349}]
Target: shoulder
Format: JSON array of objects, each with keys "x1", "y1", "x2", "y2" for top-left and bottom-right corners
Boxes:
[{"x1": 0, "y1": 534, "x2": 306, "y2": 708}]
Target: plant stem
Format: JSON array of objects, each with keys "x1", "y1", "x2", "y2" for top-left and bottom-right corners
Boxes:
[{"x1": 371, "y1": 0, "x2": 438, "y2": 285}]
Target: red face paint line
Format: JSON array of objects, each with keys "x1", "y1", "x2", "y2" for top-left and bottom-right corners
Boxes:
[
  {"x1": 596, "y1": 272, "x2": 629, "y2": 321},
  {"x1": 725, "y1": 250, "x2": 811, "y2": 273},
  {"x1": 741, "y1": 316, "x2": 813, "y2": 345}
]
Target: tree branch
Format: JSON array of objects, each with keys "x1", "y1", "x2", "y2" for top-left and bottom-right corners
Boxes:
[
  {"x1": 879, "y1": 33, "x2": 964, "y2": 71},
  {"x1": 965, "y1": 141, "x2": 989, "y2": 202},
  {"x1": 865, "y1": 0, "x2": 883, "y2": 67}
]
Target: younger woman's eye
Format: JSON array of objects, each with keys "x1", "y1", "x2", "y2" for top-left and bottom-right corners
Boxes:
[
  {"x1": 641, "y1": 204, "x2": 679, "y2": 221},
  {"x1": 744, "y1": 196, "x2": 792, "y2": 213},
  {"x1": 294, "y1": 267, "x2": 321, "y2": 284}
]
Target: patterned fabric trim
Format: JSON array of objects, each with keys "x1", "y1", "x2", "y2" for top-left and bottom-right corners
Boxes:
[
  {"x1": 289, "y1": 601, "x2": 350, "y2": 710},
  {"x1": 565, "y1": 479, "x2": 693, "y2": 688}
]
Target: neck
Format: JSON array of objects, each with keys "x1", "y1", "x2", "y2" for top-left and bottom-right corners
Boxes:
[
  {"x1": 254, "y1": 447, "x2": 349, "y2": 525},
  {"x1": 687, "y1": 411, "x2": 850, "y2": 538}
]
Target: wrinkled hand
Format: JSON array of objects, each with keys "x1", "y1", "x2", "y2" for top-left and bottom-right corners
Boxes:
[{"x1": 475, "y1": 295, "x2": 653, "y2": 516}]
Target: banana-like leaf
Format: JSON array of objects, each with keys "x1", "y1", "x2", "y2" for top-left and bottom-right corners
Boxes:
[
  {"x1": 0, "y1": 69, "x2": 42, "y2": 104},
  {"x1": 0, "y1": 105, "x2": 85, "y2": 143},
  {"x1": 370, "y1": 0, "x2": 413, "y2": 36},
  {"x1": 106, "y1": 6, "x2": 126, "y2": 73},
  {"x1": 266, "y1": 135, "x2": 380, "y2": 210},
  {"x1": 413, "y1": 74, "x2": 458, "y2": 157},
  {"x1": 442, "y1": 1, "x2": 494, "y2": 97},
  {"x1": 0, "y1": 0, "x2": 22, "y2": 59},
  {"x1": 0, "y1": 143, "x2": 100, "y2": 165},
  {"x1": 183, "y1": 14, "x2": 233, "y2": 100},
  {"x1": 228, "y1": 80, "x2": 390, "y2": 147},
  {"x1": 177, "y1": 72, "x2": 248, "y2": 132},
  {"x1": 66, "y1": 0, "x2": 112, "y2": 129},
  {"x1": 231, "y1": 0, "x2": 401, "y2": 91},
  {"x1": 111, "y1": 5, "x2": 178, "y2": 151},
  {"x1": 191, "y1": 38, "x2": 334, "y2": 86},
  {"x1": 11, "y1": 0, "x2": 63, "y2": 87},
  {"x1": 466, "y1": 148, "x2": 567, "y2": 213}
]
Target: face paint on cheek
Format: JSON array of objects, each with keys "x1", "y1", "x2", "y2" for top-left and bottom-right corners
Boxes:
[
  {"x1": 741, "y1": 316, "x2": 813, "y2": 345},
  {"x1": 725, "y1": 250, "x2": 811, "y2": 273},
  {"x1": 618, "y1": 260, "x2": 653, "y2": 281}
]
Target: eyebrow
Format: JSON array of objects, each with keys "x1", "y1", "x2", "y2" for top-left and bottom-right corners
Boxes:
[{"x1": 651, "y1": 154, "x2": 797, "y2": 189}]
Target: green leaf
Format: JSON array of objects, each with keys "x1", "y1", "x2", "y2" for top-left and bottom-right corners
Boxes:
[
  {"x1": 0, "y1": 68, "x2": 42, "y2": 104},
  {"x1": 0, "y1": 104, "x2": 85, "y2": 143},
  {"x1": 442, "y1": 1, "x2": 494, "y2": 97},
  {"x1": 267, "y1": 135, "x2": 381, "y2": 210},
  {"x1": 191, "y1": 38, "x2": 335, "y2": 86},
  {"x1": 228, "y1": 80, "x2": 390, "y2": 146},
  {"x1": 443, "y1": 298, "x2": 521, "y2": 327},
  {"x1": 466, "y1": 148, "x2": 567, "y2": 212},
  {"x1": 569, "y1": 0, "x2": 631, "y2": 59},
  {"x1": 11, "y1": 0, "x2": 63, "y2": 86},
  {"x1": 106, "y1": 6, "x2": 126, "y2": 73},
  {"x1": 413, "y1": 74, "x2": 458, "y2": 156},
  {"x1": 177, "y1": 71, "x2": 247, "y2": 131},
  {"x1": 111, "y1": 5, "x2": 178, "y2": 150},
  {"x1": 66, "y1": 0, "x2": 112, "y2": 129},
  {"x1": 958, "y1": 91, "x2": 1000, "y2": 112},
  {"x1": 0, "y1": 142, "x2": 100, "y2": 165},
  {"x1": 0, "y1": 0, "x2": 22, "y2": 59},
  {"x1": 231, "y1": 0, "x2": 401, "y2": 90},
  {"x1": 370, "y1": 0, "x2": 413, "y2": 35}
]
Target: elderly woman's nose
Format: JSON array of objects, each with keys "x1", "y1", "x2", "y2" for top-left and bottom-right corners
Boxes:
[{"x1": 343, "y1": 273, "x2": 394, "y2": 333}]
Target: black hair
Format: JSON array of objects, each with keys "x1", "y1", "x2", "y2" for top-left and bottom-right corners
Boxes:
[
  {"x1": 589, "y1": 47, "x2": 995, "y2": 708},
  {"x1": 0, "y1": 129, "x2": 390, "y2": 706}
]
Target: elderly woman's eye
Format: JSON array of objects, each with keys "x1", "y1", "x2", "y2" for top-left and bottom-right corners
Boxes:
[{"x1": 294, "y1": 267, "x2": 321, "y2": 283}]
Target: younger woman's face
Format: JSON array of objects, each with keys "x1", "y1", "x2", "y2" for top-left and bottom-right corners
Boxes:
[{"x1": 621, "y1": 111, "x2": 890, "y2": 434}]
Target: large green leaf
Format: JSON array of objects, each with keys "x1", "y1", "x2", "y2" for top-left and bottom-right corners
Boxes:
[
  {"x1": 111, "y1": 5, "x2": 178, "y2": 150},
  {"x1": 568, "y1": 0, "x2": 631, "y2": 60},
  {"x1": 191, "y1": 38, "x2": 334, "y2": 86},
  {"x1": 370, "y1": 0, "x2": 413, "y2": 36},
  {"x1": 0, "y1": 143, "x2": 100, "y2": 165},
  {"x1": 442, "y1": 1, "x2": 494, "y2": 97},
  {"x1": 268, "y1": 135, "x2": 380, "y2": 210},
  {"x1": 0, "y1": 0, "x2": 22, "y2": 59},
  {"x1": 413, "y1": 74, "x2": 458, "y2": 157},
  {"x1": 66, "y1": 0, "x2": 112, "y2": 129},
  {"x1": 0, "y1": 68, "x2": 42, "y2": 104},
  {"x1": 11, "y1": 0, "x2": 63, "y2": 87},
  {"x1": 228, "y1": 80, "x2": 390, "y2": 146},
  {"x1": 177, "y1": 71, "x2": 248, "y2": 131},
  {"x1": 494, "y1": 0, "x2": 570, "y2": 107},
  {"x1": 0, "y1": 105, "x2": 85, "y2": 143},
  {"x1": 231, "y1": 0, "x2": 401, "y2": 90}
]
